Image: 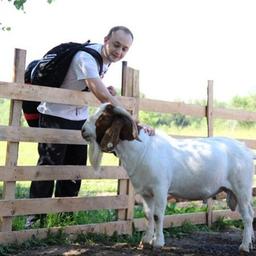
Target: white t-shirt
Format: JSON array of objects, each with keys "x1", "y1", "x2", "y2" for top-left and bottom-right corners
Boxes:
[{"x1": 37, "y1": 44, "x2": 109, "y2": 120}]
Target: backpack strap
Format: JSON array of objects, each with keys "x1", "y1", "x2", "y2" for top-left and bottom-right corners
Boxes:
[{"x1": 82, "y1": 44, "x2": 104, "y2": 76}]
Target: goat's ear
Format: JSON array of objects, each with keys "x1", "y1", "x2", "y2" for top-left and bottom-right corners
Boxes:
[
  {"x1": 119, "y1": 116, "x2": 140, "y2": 141},
  {"x1": 100, "y1": 118, "x2": 124, "y2": 152},
  {"x1": 111, "y1": 105, "x2": 140, "y2": 141}
]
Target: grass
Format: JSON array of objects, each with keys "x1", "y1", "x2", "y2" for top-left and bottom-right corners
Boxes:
[{"x1": 0, "y1": 218, "x2": 245, "y2": 256}]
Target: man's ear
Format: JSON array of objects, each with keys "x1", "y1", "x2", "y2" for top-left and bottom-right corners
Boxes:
[
  {"x1": 104, "y1": 36, "x2": 109, "y2": 43},
  {"x1": 100, "y1": 118, "x2": 124, "y2": 152}
]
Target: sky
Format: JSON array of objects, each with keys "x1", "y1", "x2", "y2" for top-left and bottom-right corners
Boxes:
[{"x1": 1, "y1": 0, "x2": 256, "y2": 103}]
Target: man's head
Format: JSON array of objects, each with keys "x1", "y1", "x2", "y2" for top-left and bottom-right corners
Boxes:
[{"x1": 102, "y1": 26, "x2": 133, "y2": 63}]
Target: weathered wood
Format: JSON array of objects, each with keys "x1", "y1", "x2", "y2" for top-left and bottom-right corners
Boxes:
[
  {"x1": 118, "y1": 62, "x2": 137, "y2": 229},
  {"x1": 139, "y1": 97, "x2": 256, "y2": 122},
  {"x1": 214, "y1": 107, "x2": 256, "y2": 122},
  {"x1": 126, "y1": 67, "x2": 139, "y2": 220},
  {"x1": 0, "y1": 166, "x2": 128, "y2": 181},
  {"x1": 0, "y1": 195, "x2": 128, "y2": 216},
  {"x1": 0, "y1": 125, "x2": 84, "y2": 144},
  {"x1": 2, "y1": 49, "x2": 26, "y2": 232},
  {"x1": 206, "y1": 81, "x2": 214, "y2": 227},
  {"x1": 139, "y1": 98, "x2": 206, "y2": 117},
  {"x1": 0, "y1": 220, "x2": 132, "y2": 244},
  {"x1": 0, "y1": 81, "x2": 136, "y2": 111},
  {"x1": 134, "y1": 212, "x2": 207, "y2": 231},
  {"x1": 211, "y1": 209, "x2": 246, "y2": 222}
]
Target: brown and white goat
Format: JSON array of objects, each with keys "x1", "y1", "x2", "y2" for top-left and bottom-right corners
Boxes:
[{"x1": 81, "y1": 103, "x2": 255, "y2": 253}]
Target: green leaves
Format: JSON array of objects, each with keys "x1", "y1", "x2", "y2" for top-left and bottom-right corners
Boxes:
[{"x1": 12, "y1": 0, "x2": 27, "y2": 10}]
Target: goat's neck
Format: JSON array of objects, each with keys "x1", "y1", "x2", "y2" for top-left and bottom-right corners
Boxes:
[{"x1": 115, "y1": 131, "x2": 150, "y2": 177}]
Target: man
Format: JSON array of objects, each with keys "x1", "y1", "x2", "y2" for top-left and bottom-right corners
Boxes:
[{"x1": 25, "y1": 26, "x2": 134, "y2": 228}]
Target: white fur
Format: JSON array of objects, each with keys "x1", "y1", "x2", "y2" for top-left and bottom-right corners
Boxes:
[{"x1": 82, "y1": 103, "x2": 255, "y2": 252}]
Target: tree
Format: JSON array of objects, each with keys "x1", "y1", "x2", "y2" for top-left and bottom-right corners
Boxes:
[{"x1": 1, "y1": 0, "x2": 55, "y2": 31}]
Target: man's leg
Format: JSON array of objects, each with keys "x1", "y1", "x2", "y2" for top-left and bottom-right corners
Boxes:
[{"x1": 26, "y1": 114, "x2": 67, "y2": 228}]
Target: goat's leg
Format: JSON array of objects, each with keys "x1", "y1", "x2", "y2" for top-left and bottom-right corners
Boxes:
[
  {"x1": 152, "y1": 192, "x2": 167, "y2": 248},
  {"x1": 249, "y1": 203, "x2": 255, "y2": 245},
  {"x1": 141, "y1": 196, "x2": 155, "y2": 246},
  {"x1": 236, "y1": 197, "x2": 254, "y2": 252}
]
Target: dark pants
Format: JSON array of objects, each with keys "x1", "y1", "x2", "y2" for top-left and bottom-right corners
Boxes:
[{"x1": 29, "y1": 114, "x2": 87, "y2": 199}]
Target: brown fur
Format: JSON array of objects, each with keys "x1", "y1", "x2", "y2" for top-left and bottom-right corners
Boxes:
[{"x1": 95, "y1": 104, "x2": 139, "y2": 152}]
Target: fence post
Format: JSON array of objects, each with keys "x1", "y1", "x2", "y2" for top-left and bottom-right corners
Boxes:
[
  {"x1": 1, "y1": 49, "x2": 26, "y2": 231},
  {"x1": 206, "y1": 80, "x2": 214, "y2": 227},
  {"x1": 117, "y1": 61, "x2": 139, "y2": 233}
]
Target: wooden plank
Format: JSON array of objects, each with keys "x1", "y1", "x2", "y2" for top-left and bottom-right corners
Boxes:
[
  {"x1": 139, "y1": 98, "x2": 206, "y2": 117},
  {"x1": 0, "y1": 82, "x2": 136, "y2": 111},
  {"x1": 118, "y1": 62, "x2": 131, "y2": 222},
  {"x1": 206, "y1": 81, "x2": 213, "y2": 227},
  {"x1": 133, "y1": 212, "x2": 207, "y2": 231},
  {"x1": 3, "y1": 126, "x2": 256, "y2": 149},
  {"x1": 0, "y1": 195, "x2": 128, "y2": 216},
  {"x1": 139, "y1": 96, "x2": 256, "y2": 122},
  {"x1": 0, "y1": 220, "x2": 132, "y2": 244},
  {"x1": 212, "y1": 209, "x2": 241, "y2": 222},
  {"x1": 242, "y1": 139, "x2": 256, "y2": 149},
  {"x1": 125, "y1": 68, "x2": 139, "y2": 222},
  {"x1": 2, "y1": 82, "x2": 256, "y2": 122},
  {"x1": 214, "y1": 107, "x2": 256, "y2": 122},
  {"x1": 118, "y1": 63, "x2": 137, "y2": 227},
  {"x1": 2, "y1": 49, "x2": 26, "y2": 232},
  {"x1": 126, "y1": 180, "x2": 135, "y2": 221},
  {"x1": 0, "y1": 126, "x2": 84, "y2": 144},
  {"x1": 207, "y1": 81, "x2": 214, "y2": 137},
  {"x1": 117, "y1": 180, "x2": 128, "y2": 220},
  {"x1": 0, "y1": 166, "x2": 128, "y2": 181}
]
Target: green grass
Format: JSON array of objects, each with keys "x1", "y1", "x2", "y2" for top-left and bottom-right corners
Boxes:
[{"x1": 0, "y1": 218, "x2": 245, "y2": 256}]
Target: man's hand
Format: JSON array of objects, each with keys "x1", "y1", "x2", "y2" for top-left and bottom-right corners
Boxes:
[
  {"x1": 107, "y1": 86, "x2": 117, "y2": 96},
  {"x1": 141, "y1": 124, "x2": 155, "y2": 136}
]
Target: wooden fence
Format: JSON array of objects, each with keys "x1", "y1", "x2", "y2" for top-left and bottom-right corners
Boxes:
[{"x1": 0, "y1": 48, "x2": 256, "y2": 244}]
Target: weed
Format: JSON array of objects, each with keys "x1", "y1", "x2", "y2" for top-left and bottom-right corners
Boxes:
[{"x1": 211, "y1": 217, "x2": 243, "y2": 231}]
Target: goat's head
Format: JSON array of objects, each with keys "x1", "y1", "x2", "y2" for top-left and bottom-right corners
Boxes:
[{"x1": 81, "y1": 103, "x2": 140, "y2": 170}]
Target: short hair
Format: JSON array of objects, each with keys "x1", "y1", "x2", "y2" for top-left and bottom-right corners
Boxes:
[{"x1": 106, "y1": 26, "x2": 134, "y2": 41}]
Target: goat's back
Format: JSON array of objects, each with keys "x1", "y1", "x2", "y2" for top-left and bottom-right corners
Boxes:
[{"x1": 124, "y1": 133, "x2": 254, "y2": 200}]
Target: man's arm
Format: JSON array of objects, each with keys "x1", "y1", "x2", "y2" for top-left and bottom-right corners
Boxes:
[
  {"x1": 85, "y1": 78, "x2": 122, "y2": 107},
  {"x1": 85, "y1": 77, "x2": 155, "y2": 136}
]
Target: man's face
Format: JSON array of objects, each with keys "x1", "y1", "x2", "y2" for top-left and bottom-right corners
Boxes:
[{"x1": 103, "y1": 30, "x2": 133, "y2": 63}]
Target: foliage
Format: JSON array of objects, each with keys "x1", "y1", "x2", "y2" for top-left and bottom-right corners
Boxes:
[
  {"x1": 166, "y1": 221, "x2": 209, "y2": 239},
  {"x1": 133, "y1": 202, "x2": 207, "y2": 219},
  {"x1": 230, "y1": 95, "x2": 256, "y2": 128},
  {"x1": 0, "y1": 230, "x2": 68, "y2": 256},
  {"x1": 211, "y1": 217, "x2": 243, "y2": 231},
  {"x1": 139, "y1": 111, "x2": 191, "y2": 128},
  {"x1": 0, "y1": 99, "x2": 10, "y2": 125},
  {"x1": 1, "y1": 0, "x2": 55, "y2": 31},
  {"x1": 7, "y1": 0, "x2": 55, "y2": 10}
]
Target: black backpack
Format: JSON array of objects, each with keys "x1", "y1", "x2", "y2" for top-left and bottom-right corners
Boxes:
[{"x1": 22, "y1": 41, "x2": 103, "y2": 127}]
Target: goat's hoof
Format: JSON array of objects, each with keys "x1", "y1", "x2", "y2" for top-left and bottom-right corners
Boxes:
[
  {"x1": 152, "y1": 240, "x2": 165, "y2": 249},
  {"x1": 239, "y1": 244, "x2": 250, "y2": 254},
  {"x1": 152, "y1": 246, "x2": 163, "y2": 253},
  {"x1": 138, "y1": 241, "x2": 152, "y2": 250}
]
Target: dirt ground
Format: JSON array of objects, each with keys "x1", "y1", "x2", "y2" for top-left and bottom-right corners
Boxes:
[{"x1": 11, "y1": 229, "x2": 256, "y2": 256}]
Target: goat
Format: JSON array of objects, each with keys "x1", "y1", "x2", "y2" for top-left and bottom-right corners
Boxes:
[{"x1": 81, "y1": 103, "x2": 255, "y2": 253}]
